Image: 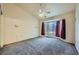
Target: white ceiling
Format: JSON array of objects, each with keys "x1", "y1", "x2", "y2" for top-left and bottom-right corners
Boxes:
[{"x1": 16, "y1": 3, "x2": 76, "y2": 19}]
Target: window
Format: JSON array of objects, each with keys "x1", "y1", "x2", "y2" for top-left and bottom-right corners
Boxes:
[
  {"x1": 48, "y1": 21, "x2": 57, "y2": 32},
  {"x1": 45, "y1": 21, "x2": 57, "y2": 36}
]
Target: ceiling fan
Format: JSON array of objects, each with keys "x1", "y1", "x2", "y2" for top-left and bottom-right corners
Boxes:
[{"x1": 38, "y1": 3, "x2": 50, "y2": 18}]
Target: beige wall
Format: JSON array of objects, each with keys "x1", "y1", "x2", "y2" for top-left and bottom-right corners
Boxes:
[
  {"x1": 43, "y1": 11, "x2": 75, "y2": 44},
  {"x1": 75, "y1": 4, "x2": 79, "y2": 53},
  {"x1": 2, "y1": 4, "x2": 39, "y2": 45}
]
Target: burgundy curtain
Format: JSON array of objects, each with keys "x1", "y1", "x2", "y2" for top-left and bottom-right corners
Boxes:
[
  {"x1": 61, "y1": 19, "x2": 66, "y2": 39},
  {"x1": 41, "y1": 22, "x2": 45, "y2": 35},
  {"x1": 56, "y1": 21, "x2": 60, "y2": 37}
]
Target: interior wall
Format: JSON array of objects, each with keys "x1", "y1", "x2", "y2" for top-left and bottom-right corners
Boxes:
[
  {"x1": 2, "y1": 4, "x2": 39, "y2": 45},
  {"x1": 42, "y1": 11, "x2": 75, "y2": 44},
  {"x1": 75, "y1": 4, "x2": 79, "y2": 53}
]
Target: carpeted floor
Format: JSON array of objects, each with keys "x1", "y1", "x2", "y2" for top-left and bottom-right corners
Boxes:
[{"x1": 0, "y1": 36, "x2": 78, "y2": 55}]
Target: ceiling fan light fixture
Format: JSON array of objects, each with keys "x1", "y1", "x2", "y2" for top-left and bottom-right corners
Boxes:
[
  {"x1": 39, "y1": 13, "x2": 44, "y2": 17},
  {"x1": 39, "y1": 9, "x2": 42, "y2": 13}
]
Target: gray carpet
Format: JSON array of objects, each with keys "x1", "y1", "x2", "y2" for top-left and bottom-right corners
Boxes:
[{"x1": 0, "y1": 36, "x2": 78, "y2": 55}]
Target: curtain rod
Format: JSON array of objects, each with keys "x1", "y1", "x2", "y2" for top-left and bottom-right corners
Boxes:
[{"x1": 43, "y1": 19, "x2": 62, "y2": 23}]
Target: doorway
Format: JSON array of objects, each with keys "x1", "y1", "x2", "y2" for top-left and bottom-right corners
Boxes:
[
  {"x1": 0, "y1": 4, "x2": 1, "y2": 47},
  {"x1": 0, "y1": 4, "x2": 4, "y2": 47}
]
